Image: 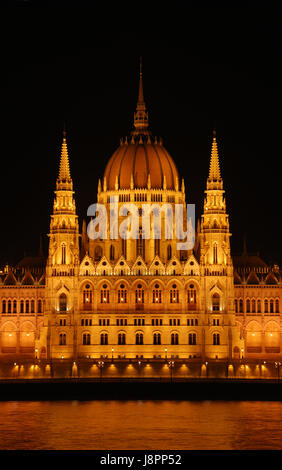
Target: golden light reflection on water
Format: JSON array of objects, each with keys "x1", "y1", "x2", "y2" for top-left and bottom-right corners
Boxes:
[{"x1": 0, "y1": 400, "x2": 282, "y2": 450}]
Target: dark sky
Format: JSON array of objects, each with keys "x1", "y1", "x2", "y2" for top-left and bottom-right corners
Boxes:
[{"x1": 0, "y1": 2, "x2": 281, "y2": 266}]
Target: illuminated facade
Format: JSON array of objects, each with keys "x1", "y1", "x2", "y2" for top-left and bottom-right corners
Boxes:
[{"x1": 0, "y1": 67, "x2": 281, "y2": 366}]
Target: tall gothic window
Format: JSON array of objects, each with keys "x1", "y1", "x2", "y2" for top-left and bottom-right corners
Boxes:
[
  {"x1": 61, "y1": 244, "x2": 66, "y2": 264},
  {"x1": 83, "y1": 284, "x2": 93, "y2": 309},
  {"x1": 154, "y1": 238, "x2": 160, "y2": 257},
  {"x1": 83, "y1": 333, "x2": 91, "y2": 345},
  {"x1": 187, "y1": 284, "x2": 197, "y2": 309},
  {"x1": 276, "y1": 299, "x2": 280, "y2": 313},
  {"x1": 170, "y1": 284, "x2": 179, "y2": 303},
  {"x1": 59, "y1": 293, "x2": 67, "y2": 312},
  {"x1": 167, "y1": 244, "x2": 172, "y2": 261},
  {"x1": 213, "y1": 333, "x2": 220, "y2": 345},
  {"x1": 188, "y1": 333, "x2": 196, "y2": 345},
  {"x1": 118, "y1": 333, "x2": 126, "y2": 345},
  {"x1": 257, "y1": 299, "x2": 261, "y2": 313},
  {"x1": 152, "y1": 284, "x2": 162, "y2": 303},
  {"x1": 137, "y1": 228, "x2": 145, "y2": 258},
  {"x1": 171, "y1": 333, "x2": 179, "y2": 345},
  {"x1": 101, "y1": 284, "x2": 110, "y2": 303},
  {"x1": 118, "y1": 284, "x2": 127, "y2": 303},
  {"x1": 110, "y1": 245, "x2": 115, "y2": 261},
  {"x1": 59, "y1": 333, "x2": 66, "y2": 345},
  {"x1": 213, "y1": 244, "x2": 218, "y2": 264},
  {"x1": 153, "y1": 333, "x2": 161, "y2": 345},
  {"x1": 212, "y1": 293, "x2": 220, "y2": 311},
  {"x1": 100, "y1": 333, "x2": 108, "y2": 345},
  {"x1": 136, "y1": 333, "x2": 144, "y2": 345},
  {"x1": 122, "y1": 238, "x2": 127, "y2": 259}
]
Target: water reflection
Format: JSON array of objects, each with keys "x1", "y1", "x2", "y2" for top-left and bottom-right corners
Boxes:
[{"x1": 0, "y1": 400, "x2": 282, "y2": 450}]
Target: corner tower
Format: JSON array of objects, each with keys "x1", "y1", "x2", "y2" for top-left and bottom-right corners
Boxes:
[
  {"x1": 199, "y1": 131, "x2": 242, "y2": 359},
  {"x1": 36, "y1": 129, "x2": 80, "y2": 360}
]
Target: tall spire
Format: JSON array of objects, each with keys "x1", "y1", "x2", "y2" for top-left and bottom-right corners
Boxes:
[
  {"x1": 208, "y1": 129, "x2": 221, "y2": 180},
  {"x1": 207, "y1": 129, "x2": 223, "y2": 190},
  {"x1": 57, "y1": 126, "x2": 72, "y2": 190},
  {"x1": 132, "y1": 57, "x2": 149, "y2": 135}
]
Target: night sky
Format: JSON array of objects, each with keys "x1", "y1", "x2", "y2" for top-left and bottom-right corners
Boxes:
[{"x1": 0, "y1": 3, "x2": 281, "y2": 267}]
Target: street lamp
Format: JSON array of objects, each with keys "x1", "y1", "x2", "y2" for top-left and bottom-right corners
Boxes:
[
  {"x1": 111, "y1": 348, "x2": 114, "y2": 361},
  {"x1": 98, "y1": 360, "x2": 104, "y2": 381},
  {"x1": 165, "y1": 348, "x2": 167, "y2": 360},
  {"x1": 241, "y1": 348, "x2": 244, "y2": 360},
  {"x1": 275, "y1": 361, "x2": 281, "y2": 382},
  {"x1": 168, "y1": 360, "x2": 175, "y2": 383}
]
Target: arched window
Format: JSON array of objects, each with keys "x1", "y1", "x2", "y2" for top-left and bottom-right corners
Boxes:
[
  {"x1": 59, "y1": 293, "x2": 67, "y2": 312},
  {"x1": 136, "y1": 333, "x2": 144, "y2": 345},
  {"x1": 213, "y1": 333, "x2": 220, "y2": 345},
  {"x1": 118, "y1": 333, "x2": 126, "y2": 345},
  {"x1": 25, "y1": 300, "x2": 29, "y2": 314},
  {"x1": 31, "y1": 300, "x2": 35, "y2": 313},
  {"x1": 276, "y1": 299, "x2": 280, "y2": 313},
  {"x1": 188, "y1": 333, "x2": 196, "y2": 345},
  {"x1": 152, "y1": 284, "x2": 162, "y2": 303},
  {"x1": 61, "y1": 244, "x2": 66, "y2": 264},
  {"x1": 118, "y1": 284, "x2": 127, "y2": 303},
  {"x1": 212, "y1": 293, "x2": 220, "y2": 311},
  {"x1": 270, "y1": 299, "x2": 274, "y2": 313},
  {"x1": 59, "y1": 333, "x2": 66, "y2": 345},
  {"x1": 213, "y1": 244, "x2": 218, "y2": 264},
  {"x1": 153, "y1": 333, "x2": 161, "y2": 345},
  {"x1": 38, "y1": 299, "x2": 42, "y2": 314},
  {"x1": 100, "y1": 333, "x2": 108, "y2": 345},
  {"x1": 8, "y1": 300, "x2": 12, "y2": 314},
  {"x1": 2, "y1": 300, "x2": 6, "y2": 314},
  {"x1": 135, "y1": 284, "x2": 144, "y2": 310},
  {"x1": 235, "y1": 299, "x2": 238, "y2": 313},
  {"x1": 251, "y1": 299, "x2": 256, "y2": 313},
  {"x1": 101, "y1": 284, "x2": 110, "y2": 303},
  {"x1": 264, "y1": 299, "x2": 269, "y2": 314},
  {"x1": 137, "y1": 228, "x2": 145, "y2": 258},
  {"x1": 122, "y1": 238, "x2": 127, "y2": 259},
  {"x1": 20, "y1": 300, "x2": 24, "y2": 314},
  {"x1": 167, "y1": 244, "x2": 172, "y2": 261},
  {"x1": 239, "y1": 299, "x2": 243, "y2": 313},
  {"x1": 171, "y1": 333, "x2": 179, "y2": 345},
  {"x1": 257, "y1": 299, "x2": 261, "y2": 313},
  {"x1": 110, "y1": 245, "x2": 115, "y2": 261},
  {"x1": 154, "y1": 238, "x2": 160, "y2": 257},
  {"x1": 83, "y1": 333, "x2": 91, "y2": 345},
  {"x1": 94, "y1": 246, "x2": 102, "y2": 261},
  {"x1": 83, "y1": 284, "x2": 93, "y2": 309},
  {"x1": 246, "y1": 299, "x2": 250, "y2": 313},
  {"x1": 170, "y1": 284, "x2": 179, "y2": 303},
  {"x1": 187, "y1": 284, "x2": 197, "y2": 308},
  {"x1": 13, "y1": 300, "x2": 17, "y2": 314}
]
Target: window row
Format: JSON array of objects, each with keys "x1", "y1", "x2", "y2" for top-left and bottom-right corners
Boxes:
[
  {"x1": 235, "y1": 298, "x2": 280, "y2": 314},
  {"x1": 2, "y1": 299, "x2": 44, "y2": 314},
  {"x1": 59, "y1": 332, "x2": 220, "y2": 346},
  {"x1": 80, "y1": 318, "x2": 199, "y2": 326},
  {"x1": 80, "y1": 284, "x2": 198, "y2": 306}
]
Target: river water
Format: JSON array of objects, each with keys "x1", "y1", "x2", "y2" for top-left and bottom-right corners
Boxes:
[{"x1": 0, "y1": 400, "x2": 281, "y2": 450}]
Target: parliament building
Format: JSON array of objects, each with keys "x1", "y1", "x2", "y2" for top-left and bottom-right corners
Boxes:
[{"x1": 0, "y1": 66, "x2": 281, "y2": 377}]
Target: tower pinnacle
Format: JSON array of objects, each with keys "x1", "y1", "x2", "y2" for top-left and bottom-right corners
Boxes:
[
  {"x1": 207, "y1": 130, "x2": 223, "y2": 190},
  {"x1": 208, "y1": 130, "x2": 221, "y2": 180},
  {"x1": 57, "y1": 127, "x2": 73, "y2": 190},
  {"x1": 132, "y1": 57, "x2": 149, "y2": 135}
]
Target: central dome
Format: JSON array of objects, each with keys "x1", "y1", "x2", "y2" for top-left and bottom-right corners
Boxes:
[
  {"x1": 103, "y1": 60, "x2": 179, "y2": 191},
  {"x1": 104, "y1": 136, "x2": 179, "y2": 190}
]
